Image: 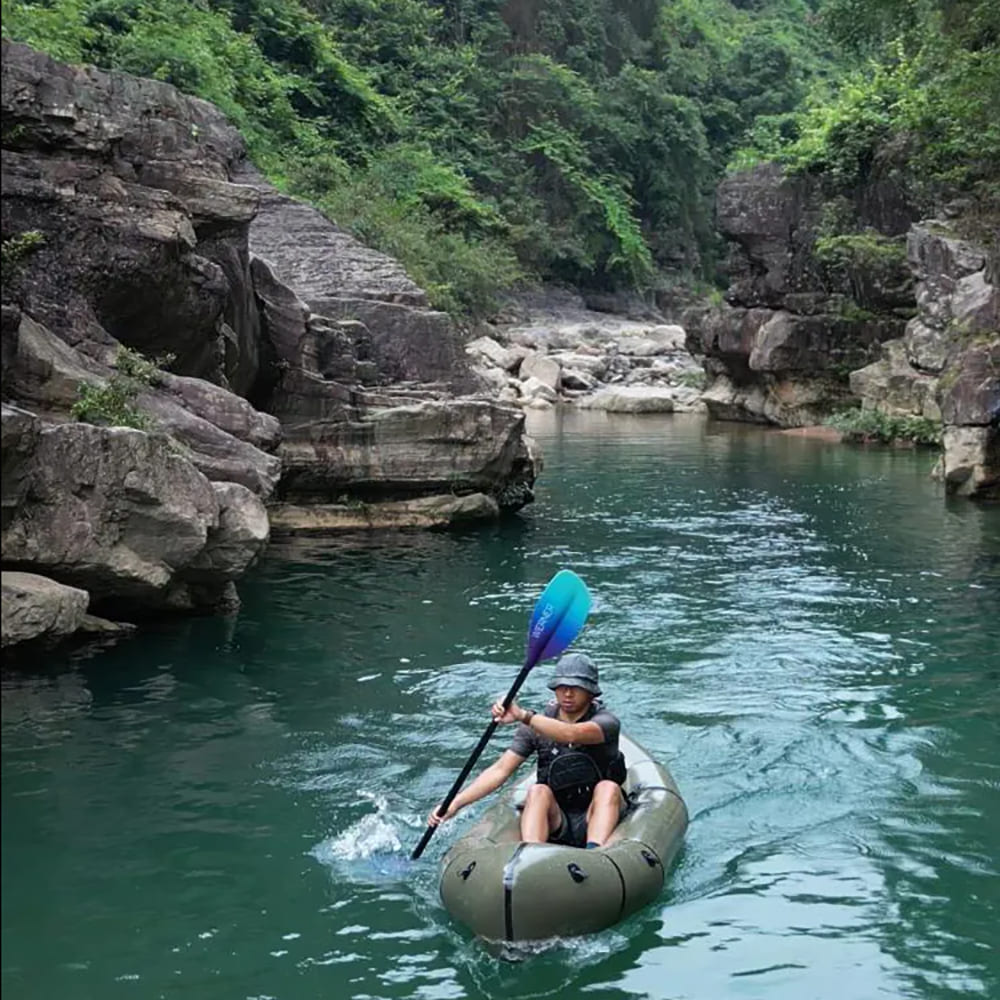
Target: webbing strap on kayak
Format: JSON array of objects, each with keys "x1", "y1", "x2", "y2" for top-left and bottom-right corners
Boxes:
[{"x1": 502, "y1": 843, "x2": 527, "y2": 941}]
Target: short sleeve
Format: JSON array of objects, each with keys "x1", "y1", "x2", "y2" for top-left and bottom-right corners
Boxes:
[
  {"x1": 591, "y1": 709, "x2": 620, "y2": 744},
  {"x1": 508, "y1": 723, "x2": 537, "y2": 758}
]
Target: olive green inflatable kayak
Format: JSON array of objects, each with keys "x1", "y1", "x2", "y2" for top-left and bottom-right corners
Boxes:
[{"x1": 439, "y1": 733, "x2": 688, "y2": 942}]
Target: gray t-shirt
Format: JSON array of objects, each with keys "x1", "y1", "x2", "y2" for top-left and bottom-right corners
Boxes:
[{"x1": 509, "y1": 700, "x2": 620, "y2": 760}]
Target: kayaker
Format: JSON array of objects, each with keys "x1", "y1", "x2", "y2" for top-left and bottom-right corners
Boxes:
[{"x1": 427, "y1": 653, "x2": 626, "y2": 848}]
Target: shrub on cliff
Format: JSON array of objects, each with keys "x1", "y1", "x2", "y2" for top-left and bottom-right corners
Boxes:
[
  {"x1": 0, "y1": 229, "x2": 45, "y2": 284},
  {"x1": 71, "y1": 346, "x2": 173, "y2": 431},
  {"x1": 826, "y1": 407, "x2": 943, "y2": 446}
]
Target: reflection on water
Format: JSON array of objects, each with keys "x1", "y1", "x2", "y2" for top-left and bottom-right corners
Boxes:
[{"x1": 3, "y1": 409, "x2": 999, "y2": 1000}]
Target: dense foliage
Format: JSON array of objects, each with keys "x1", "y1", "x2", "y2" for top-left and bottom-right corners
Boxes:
[
  {"x1": 736, "y1": 1, "x2": 1000, "y2": 219},
  {"x1": 826, "y1": 407, "x2": 943, "y2": 446},
  {"x1": 2, "y1": 0, "x2": 996, "y2": 315},
  {"x1": 1, "y1": 0, "x2": 835, "y2": 312}
]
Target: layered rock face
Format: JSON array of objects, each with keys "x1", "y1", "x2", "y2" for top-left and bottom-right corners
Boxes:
[
  {"x1": 687, "y1": 163, "x2": 912, "y2": 426},
  {"x1": 852, "y1": 224, "x2": 998, "y2": 499},
  {"x1": 692, "y1": 163, "x2": 998, "y2": 500},
  {"x1": 236, "y1": 168, "x2": 535, "y2": 518},
  {"x1": 1, "y1": 42, "x2": 537, "y2": 646}
]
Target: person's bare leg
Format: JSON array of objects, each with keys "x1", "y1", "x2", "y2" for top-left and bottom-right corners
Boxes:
[
  {"x1": 585, "y1": 781, "x2": 623, "y2": 846},
  {"x1": 520, "y1": 784, "x2": 561, "y2": 843}
]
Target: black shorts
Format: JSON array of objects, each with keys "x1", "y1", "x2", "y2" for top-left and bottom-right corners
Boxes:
[{"x1": 549, "y1": 806, "x2": 590, "y2": 848}]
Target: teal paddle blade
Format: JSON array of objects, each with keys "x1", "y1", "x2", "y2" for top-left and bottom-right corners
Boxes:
[{"x1": 525, "y1": 569, "x2": 591, "y2": 668}]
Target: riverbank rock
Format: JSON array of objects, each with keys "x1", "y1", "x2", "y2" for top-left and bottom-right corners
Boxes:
[
  {"x1": 1, "y1": 38, "x2": 282, "y2": 633},
  {"x1": 238, "y1": 168, "x2": 536, "y2": 514},
  {"x1": 578, "y1": 387, "x2": 676, "y2": 413},
  {"x1": 269, "y1": 492, "x2": 500, "y2": 532},
  {"x1": 1, "y1": 571, "x2": 89, "y2": 647},
  {"x1": 1, "y1": 408, "x2": 269, "y2": 617},
  {"x1": 276, "y1": 399, "x2": 536, "y2": 508},
  {"x1": 851, "y1": 222, "x2": 999, "y2": 499},
  {"x1": 685, "y1": 163, "x2": 915, "y2": 427},
  {"x1": 1, "y1": 38, "x2": 540, "y2": 645}
]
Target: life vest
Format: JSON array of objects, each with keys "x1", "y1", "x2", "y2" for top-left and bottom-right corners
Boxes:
[{"x1": 535, "y1": 703, "x2": 626, "y2": 810}]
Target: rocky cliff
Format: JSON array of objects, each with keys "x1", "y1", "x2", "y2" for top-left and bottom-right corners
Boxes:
[
  {"x1": 688, "y1": 163, "x2": 998, "y2": 499},
  {"x1": 1, "y1": 41, "x2": 538, "y2": 647},
  {"x1": 686, "y1": 163, "x2": 913, "y2": 426}
]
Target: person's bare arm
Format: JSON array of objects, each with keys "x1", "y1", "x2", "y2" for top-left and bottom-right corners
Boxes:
[
  {"x1": 493, "y1": 700, "x2": 604, "y2": 745},
  {"x1": 427, "y1": 750, "x2": 524, "y2": 826}
]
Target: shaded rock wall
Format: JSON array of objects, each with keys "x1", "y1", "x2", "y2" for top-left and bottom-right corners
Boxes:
[
  {"x1": 1, "y1": 40, "x2": 261, "y2": 392},
  {"x1": 691, "y1": 162, "x2": 997, "y2": 499},
  {"x1": 852, "y1": 223, "x2": 998, "y2": 499},
  {"x1": 687, "y1": 163, "x2": 914, "y2": 426},
  {"x1": 1, "y1": 41, "x2": 539, "y2": 646}
]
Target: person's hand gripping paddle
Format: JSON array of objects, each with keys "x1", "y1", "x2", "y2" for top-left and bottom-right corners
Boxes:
[{"x1": 411, "y1": 569, "x2": 592, "y2": 860}]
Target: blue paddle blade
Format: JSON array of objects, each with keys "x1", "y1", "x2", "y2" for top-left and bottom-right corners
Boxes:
[{"x1": 524, "y1": 569, "x2": 592, "y2": 668}]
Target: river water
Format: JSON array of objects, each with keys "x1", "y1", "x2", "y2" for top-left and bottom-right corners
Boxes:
[{"x1": 2, "y1": 411, "x2": 998, "y2": 1000}]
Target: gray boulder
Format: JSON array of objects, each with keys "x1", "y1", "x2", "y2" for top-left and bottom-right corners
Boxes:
[
  {"x1": 187, "y1": 482, "x2": 270, "y2": 579},
  {"x1": 578, "y1": 387, "x2": 676, "y2": 413},
  {"x1": 0, "y1": 416, "x2": 268, "y2": 612},
  {"x1": 277, "y1": 399, "x2": 535, "y2": 511},
  {"x1": 1, "y1": 571, "x2": 89, "y2": 647}
]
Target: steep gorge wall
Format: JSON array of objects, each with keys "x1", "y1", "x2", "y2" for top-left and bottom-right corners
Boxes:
[
  {"x1": 687, "y1": 163, "x2": 998, "y2": 500},
  {"x1": 0, "y1": 41, "x2": 538, "y2": 647},
  {"x1": 686, "y1": 163, "x2": 913, "y2": 426}
]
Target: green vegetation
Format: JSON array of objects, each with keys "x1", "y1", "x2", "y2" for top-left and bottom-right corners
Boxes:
[
  {"x1": 826, "y1": 407, "x2": 943, "y2": 446},
  {"x1": 71, "y1": 345, "x2": 173, "y2": 430},
  {"x1": 1, "y1": 229, "x2": 45, "y2": 278},
  {"x1": 676, "y1": 369, "x2": 707, "y2": 390},
  {"x1": 1, "y1": 0, "x2": 837, "y2": 314},
  {"x1": 734, "y1": 1, "x2": 1000, "y2": 210},
  {"x1": 814, "y1": 230, "x2": 908, "y2": 307},
  {"x1": 3, "y1": 0, "x2": 996, "y2": 316}
]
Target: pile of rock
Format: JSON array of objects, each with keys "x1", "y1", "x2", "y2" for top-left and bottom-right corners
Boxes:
[{"x1": 465, "y1": 303, "x2": 707, "y2": 414}]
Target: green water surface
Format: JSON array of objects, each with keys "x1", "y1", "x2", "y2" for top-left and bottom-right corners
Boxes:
[{"x1": 3, "y1": 411, "x2": 998, "y2": 1000}]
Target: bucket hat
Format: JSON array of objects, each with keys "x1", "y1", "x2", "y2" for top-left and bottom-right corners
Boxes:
[{"x1": 547, "y1": 652, "x2": 601, "y2": 696}]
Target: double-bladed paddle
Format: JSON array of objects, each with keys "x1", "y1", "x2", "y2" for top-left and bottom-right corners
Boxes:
[{"x1": 411, "y1": 569, "x2": 592, "y2": 860}]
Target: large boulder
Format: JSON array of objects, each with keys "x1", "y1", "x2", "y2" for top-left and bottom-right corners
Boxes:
[
  {"x1": 186, "y1": 482, "x2": 270, "y2": 579},
  {"x1": 1, "y1": 571, "x2": 89, "y2": 647},
  {"x1": 849, "y1": 340, "x2": 941, "y2": 420},
  {"x1": 578, "y1": 387, "x2": 676, "y2": 413},
  {"x1": 1, "y1": 409, "x2": 268, "y2": 612},
  {"x1": 936, "y1": 426, "x2": 999, "y2": 498},
  {"x1": 277, "y1": 399, "x2": 535, "y2": 510}
]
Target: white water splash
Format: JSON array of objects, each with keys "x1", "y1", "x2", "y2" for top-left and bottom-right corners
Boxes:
[{"x1": 312, "y1": 791, "x2": 406, "y2": 869}]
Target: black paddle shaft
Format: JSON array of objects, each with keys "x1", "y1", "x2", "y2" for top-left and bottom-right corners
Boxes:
[{"x1": 410, "y1": 664, "x2": 532, "y2": 860}]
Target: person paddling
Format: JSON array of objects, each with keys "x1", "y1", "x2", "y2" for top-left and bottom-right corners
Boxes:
[{"x1": 427, "y1": 653, "x2": 626, "y2": 848}]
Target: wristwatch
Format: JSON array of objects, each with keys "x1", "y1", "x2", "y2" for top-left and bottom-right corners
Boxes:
[{"x1": 521, "y1": 709, "x2": 535, "y2": 725}]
